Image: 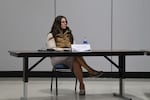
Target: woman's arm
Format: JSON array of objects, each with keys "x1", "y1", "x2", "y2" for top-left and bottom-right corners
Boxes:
[
  {"x1": 47, "y1": 33, "x2": 64, "y2": 51},
  {"x1": 47, "y1": 33, "x2": 56, "y2": 49}
]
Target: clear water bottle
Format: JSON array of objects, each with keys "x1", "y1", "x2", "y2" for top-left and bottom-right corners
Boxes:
[{"x1": 83, "y1": 37, "x2": 88, "y2": 44}]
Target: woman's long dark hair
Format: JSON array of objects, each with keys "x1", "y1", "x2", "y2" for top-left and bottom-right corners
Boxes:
[{"x1": 49, "y1": 15, "x2": 74, "y2": 43}]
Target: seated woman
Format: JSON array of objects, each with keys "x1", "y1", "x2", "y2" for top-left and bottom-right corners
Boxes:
[{"x1": 47, "y1": 15, "x2": 103, "y2": 95}]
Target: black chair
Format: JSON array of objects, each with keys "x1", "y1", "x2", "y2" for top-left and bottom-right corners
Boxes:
[{"x1": 50, "y1": 64, "x2": 78, "y2": 95}]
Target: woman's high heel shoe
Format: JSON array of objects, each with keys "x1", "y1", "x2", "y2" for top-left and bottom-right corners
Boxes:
[
  {"x1": 89, "y1": 71, "x2": 103, "y2": 77},
  {"x1": 79, "y1": 83, "x2": 85, "y2": 95},
  {"x1": 79, "y1": 89, "x2": 85, "y2": 95}
]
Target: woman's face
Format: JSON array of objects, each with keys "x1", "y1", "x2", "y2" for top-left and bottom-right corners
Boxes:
[{"x1": 61, "y1": 18, "x2": 67, "y2": 30}]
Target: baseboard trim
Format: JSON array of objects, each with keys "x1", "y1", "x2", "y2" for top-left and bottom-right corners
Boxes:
[{"x1": 0, "y1": 71, "x2": 150, "y2": 78}]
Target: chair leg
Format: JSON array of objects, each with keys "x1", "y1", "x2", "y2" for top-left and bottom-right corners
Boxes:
[
  {"x1": 75, "y1": 78, "x2": 77, "y2": 92},
  {"x1": 51, "y1": 66, "x2": 78, "y2": 95},
  {"x1": 50, "y1": 72, "x2": 53, "y2": 92},
  {"x1": 55, "y1": 71, "x2": 58, "y2": 96}
]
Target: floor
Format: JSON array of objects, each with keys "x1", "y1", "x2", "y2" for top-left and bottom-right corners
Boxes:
[{"x1": 0, "y1": 78, "x2": 150, "y2": 100}]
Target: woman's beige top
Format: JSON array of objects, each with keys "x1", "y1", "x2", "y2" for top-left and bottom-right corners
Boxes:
[{"x1": 47, "y1": 32, "x2": 72, "y2": 51}]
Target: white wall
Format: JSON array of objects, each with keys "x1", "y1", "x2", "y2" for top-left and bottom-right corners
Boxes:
[
  {"x1": 112, "y1": 0, "x2": 150, "y2": 72},
  {"x1": 0, "y1": 0, "x2": 150, "y2": 72},
  {"x1": 0, "y1": 0, "x2": 55, "y2": 71}
]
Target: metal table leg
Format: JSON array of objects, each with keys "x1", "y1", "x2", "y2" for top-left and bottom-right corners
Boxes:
[
  {"x1": 113, "y1": 78, "x2": 132, "y2": 100},
  {"x1": 20, "y1": 57, "x2": 29, "y2": 100},
  {"x1": 20, "y1": 82, "x2": 28, "y2": 100},
  {"x1": 113, "y1": 55, "x2": 132, "y2": 100}
]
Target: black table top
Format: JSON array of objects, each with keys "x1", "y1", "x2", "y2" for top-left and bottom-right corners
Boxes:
[
  {"x1": 146, "y1": 51, "x2": 150, "y2": 55},
  {"x1": 8, "y1": 50, "x2": 146, "y2": 57}
]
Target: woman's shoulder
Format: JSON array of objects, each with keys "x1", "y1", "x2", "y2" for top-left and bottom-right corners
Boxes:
[
  {"x1": 47, "y1": 33, "x2": 53, "y2": 36},
  {"x1": 47, "y1": 33, "x2": 54, "y2": 40},
  {"x1": 48, "y1": 32, "x2": 52, "y2": 34}
]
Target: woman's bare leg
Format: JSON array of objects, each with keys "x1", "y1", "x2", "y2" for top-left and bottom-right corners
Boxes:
[
  {"x1": 72, "y1": 59, "x2": 85, "y2": 91},
  {"x1": 75, "y1": 57, "x2": 100, "y2": 75}
]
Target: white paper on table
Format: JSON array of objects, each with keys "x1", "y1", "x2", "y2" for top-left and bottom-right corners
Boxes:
[{"x1": 71, "y1": 44, "x2": 91, "y2": 52}]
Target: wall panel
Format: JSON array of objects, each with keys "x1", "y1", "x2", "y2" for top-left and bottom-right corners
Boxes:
[
  {"x1": 112, "y1": 0, "x2": 150, "y2": 71},
  {"x1": 0, "y1": 0, "x2": 55, "y2": 71},
  {"x1": 56, "y1": 0, "x2": 112, "y2": 71}
]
